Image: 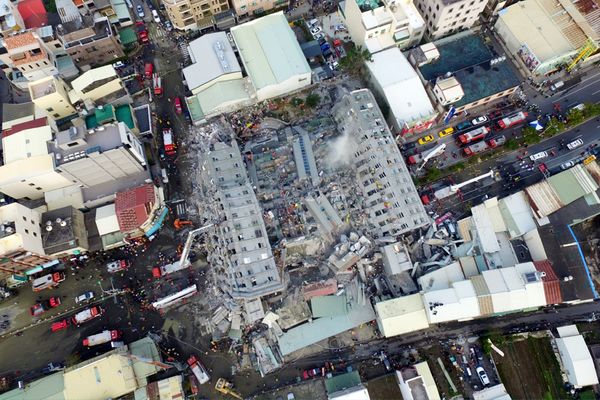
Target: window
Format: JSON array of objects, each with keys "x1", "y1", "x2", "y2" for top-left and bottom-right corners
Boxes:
[
  {"x1": 46, "y1": 107, "x2": 54, "y2": 112},
  {"x1": 28, "y1": 183, "x2": 35, "y2": 186},
  {"x1": 53, "y1": 113, "x2": 60, "y2": 118},
  {"x1": 67, "y1": 142, "x2": 78, "y2": 147},
  {"x1": 33, "y1": 232, "x2": 37, "y2": 237},
  {"x1": 36, "y1": 187, "x2": 42, "y2": 191},
  {"x1": 25, "y1": 229, "x2": 29, "y2": 234},
  {"x1": 22, "y1": 216, "x2": 27, "y2": 221}
]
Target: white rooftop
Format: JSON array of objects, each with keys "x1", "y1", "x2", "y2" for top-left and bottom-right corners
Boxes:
[
  {"x1": 556, "y1": 325, "x2": 598, "y2": 387},
  {"x1": 367, "y1": 48, "x2": 435, "y2": 127},
  {"x1": 182, "y1": 32, "x2": 241, "y2": 92}
]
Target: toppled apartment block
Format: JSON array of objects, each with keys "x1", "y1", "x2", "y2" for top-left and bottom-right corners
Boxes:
[
  {"x1": 200, "y1": 141, "x2": 284, "y2": 301},
  {"x1": 304, "y1": 193, "x2": 345, "y2": 240},
  {"x1": 332, "y1": 89, "x2": 430, "y2": 238}
]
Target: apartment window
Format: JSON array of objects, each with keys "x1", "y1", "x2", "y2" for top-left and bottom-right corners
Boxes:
[
  {"x1": 28, "y1": 183, "x2": 35, "y2": 186},
  {"x1": 31, "y1": 220, "x2": 35, "y2": 224},
  {"x1": 22, "y1": 216, "x2": 27, "y2": 221},
  {"x1": 25, "y1": 229, "x2": 29, "y2": 234},
  {"x1": 459, "y1": 4, "x2": 464, "y2": 8},
  {"x1": 33, "y1": 232, "x2": 37, "y2": 237},
  {"x1": 436, "y1": 3, "x2": 439, "y2": 9},
  {"x1": 36, "y1": 187, "x2": 42, "y2": 191},
  {"x1": 67, "y1": 142, "x2": 78, "y2": 147},
  {"x1": 46, "y1": 107, "x2": 54, "y2": 112},
  {"x1": 53, "y1": 114, "x2": 60, "y2": 118}
]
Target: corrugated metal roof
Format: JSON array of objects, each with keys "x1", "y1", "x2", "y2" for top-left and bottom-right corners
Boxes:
[
  {"x1": 311, "y1": 295, "x2": 348, "y2": 317},
  {"x1": 524, "y1": 180, "x2": 563, "y2": 218},
  {"x1": 457, "y1": 217, "x2": 473, "y2": 241},
  {"x1": 471, "y1": 204, "x2": 501, "y2": 253},
  {"x1": 498, "y1": 191, "x2": 536, "y2": 238},
  {"x1": 534, "y1": 259, "x2": 563, "y2": 304},
  {"x1": 548, "y1": 165, "x2": 598, "y2": 205},
  {"x1": 478, "y1": 295, "x2": 494, "y2": 316},
  {"x1": 459, "y1": 256, "x2": 479, "y2": 277},
  {"x1": 470, "y1": 275, "x2": 490, "y2": 295}
]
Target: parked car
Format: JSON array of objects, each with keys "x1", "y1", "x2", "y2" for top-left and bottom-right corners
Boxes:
[
  {"x1": 314, "y1": 32, "x2": 325, "y2": 40},
  {"x1": 51, "y1": 319, "x2": 71, "y2": 332},
  {"x1": 471, "y1": 116, "x2": 489, "y2": 125},
  {"x1": 112, "y1": 61, "x2": 125, "y2": 69},
  {"x1": 529, "y1": 151, "x2": 548, "y2": 161},
  {"x1": 164, "y1": 20, "x2": 173, "y2": 31},
  {"x1": 302, "y1": 368, "x2": 321, "y2": 379},
  {"x1": 438, "y1": 127, "x2": 454, "y2": 138},
  {"x1": 174, "y1": 97, "x2": 182, "y2": 114},
  {"x1": 136, "y1": 5, "x2": 144, "y2": 17},
  {"x1": 307, "y1": 18, "x2": 319, "y2": 27},
  {"x1": 566, "y1": 138, "x2": 584, "y2": 150},
  {"x1": 75, "y1": 291, "x2": 95, "y2": 304},
  {"x1": 107, "y1": 260, "x2": 129, "y2": 273},
  {"x1": 310, "y1": 26, "x2": 322, "y2": 35},
  {"x1": 476, "y1": 367, "x2": 490, "y2": 385},
  {"x1": 560, "y1": 160, "x2": 575, "y2": 170},
  {"x1": 152, "y1": 9, "x2": 161, "y2": 23},
  {"x1": 418, "y1": 135, "x2": 435, "y2": 145},
  {"x1": 456, "y1": 121, "x2": 472, "y2": 131},
  {"x1": 29, "y1": 303, "x2": 46, "y2": 317}
]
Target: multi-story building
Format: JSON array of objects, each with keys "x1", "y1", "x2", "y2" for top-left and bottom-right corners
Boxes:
[
  {"x1": 333, "y1": 89, "x2": 429, "y2": 238},
  {"x1": 29, "y1": 75, "x2": 77, "y2": 120},
  {"x1": 201, "y1": 141, "x2": 284, "y2": 300},
  {"x1": 0, "y1": 118, "x2": 147, "y2": 204},
  {"x1": 413, "y1": 0, "x2": 488, "y2": 39},
  {"x1": 162, "y1": 0, "x2": 231, "y2": 31},
  {"x1": 57, "y1": 15, "x2": 124, "y2": 68},
  {"x1": 0, "y1": 28, "x2": 78, "y2": 88},
  {"x1": 0, "y1": 0, "x2": 25, "y2": 38},
  {"x1": 69, "y1": 65, "x2": 130, "y2": 106},
  {"x1": 231, "y1": 0, "x2": 289, "y2": 19},
  {"x1": 342, "y1": 0, "x2": 425, "y2": 54}
]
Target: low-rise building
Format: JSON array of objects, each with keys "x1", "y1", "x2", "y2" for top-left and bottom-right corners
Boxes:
[
  {"x1": 0, "y1": 202, "x2": 47, "y2": 261},
  {"x1": 396, "y1": 362, "x2": 441, "y2": 400},
  {"x1": 57, "y1": 15, "x2": 124, "y2": 69},
  {"x1": 414, "y1": 32, "x2": 520, "y2": 113},
  {"x1": 162, "y1": 0, "x2": 231, "y2": 31},
  {"x1": 231, "y1": 12, "x2": 311, "y2": 101},
  {"x1": 375, "y1": 294, "x2": 430, "y2": 337},
  {"x1": 29, "y1": 76, "x2": 77, "y2": 120},
  {"x1": 342, "y1": 0, "x2": 425, "y2": 54},
  {"x1": 0, "y1": 0, "x2": 25, "y2": 38},
  {"x1": 41, "y1": 206, "x2": 89, "y2": 256},
  {"x1": 333, "y1": 89, "x2": 429, "y2": 237},
  {"x1": 555, "y1": 325, "x2": 599, "y2": 388},
  {"x1": 115, "y1": 183, "x2": 166, "y2": 239},
  {"x1": 325, "y1": 370, "x2": 371, "y2": 400},
  {"x1": 366, "y1": 48, "x2": 437, "y2": 135},
  {"x1": 1, "y1": 31, "x2": 58, "y2": 84},
  {"x1": 495, "y1": 0, "x2": 600, "y2": 77},
  {"x1": 414, "y1": 0, "x2": 489, "y2": 39}
]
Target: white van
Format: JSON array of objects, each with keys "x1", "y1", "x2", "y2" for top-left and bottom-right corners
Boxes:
[
  {"x1": 161, "y1": 168, "x2": 169, "y2": 184},
  {"x1": 152, "y1": 9, "x2": 161, "y2": 23},
  {"x1": 530, "y1": 151, "x2": 548, "y2": 161}
]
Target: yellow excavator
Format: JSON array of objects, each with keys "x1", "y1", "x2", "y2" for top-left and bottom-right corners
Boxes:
[{"x1": 215, "y1": 378, "x2": 243, "y2": 399}]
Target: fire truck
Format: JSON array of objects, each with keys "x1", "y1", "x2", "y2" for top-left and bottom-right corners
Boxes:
[
  {"x1": 457, "y1": 126, "x2": 490, "y2": 145},
  {"x1": 497, "y1": 112, "x2": 527, "y2": 130}
]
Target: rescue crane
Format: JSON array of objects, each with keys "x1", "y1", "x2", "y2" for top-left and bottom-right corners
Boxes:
[
  {"x1": 433, "y1": 170, "x2": 495, "y2": 200},
  {"x1": 417, "y1": 143, "x2": 447, "y2": 171},
  {"x1": 173, "y1": 219, "x2": 193, "y2": 230}
]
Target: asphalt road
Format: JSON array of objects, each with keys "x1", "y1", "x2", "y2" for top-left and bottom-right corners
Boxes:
[{"x1": 428, "y1": 116, "x2": 600, "y2": 216}]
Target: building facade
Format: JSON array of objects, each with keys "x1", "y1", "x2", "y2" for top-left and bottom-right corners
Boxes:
[
  {"x1": 231, "y1": 0, "x2": 289, "y2": 19},
  {"x1": 161, "y1": 0, "x2": 231, "y2": 31},
  {"x1": 69, "y1": 65, "x2": 129, "y2": 105},
  {"x1": 333, "y1": 89, "x2": 429, "y2": 237},
  {"x1": 413, "y1": 0, "x2": 488, "y2": 39},
  {"x1": 57, "y1": 15, "x2": 124, "y2": 68},
  {"x1": 342, "y1": 0, "x2": 425, "y2": 54},
  {"x1": 201, "y1": 141, "x2": 284, "y2": 300}
]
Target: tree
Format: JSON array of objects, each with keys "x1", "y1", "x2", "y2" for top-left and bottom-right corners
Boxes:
[
  {"x1": 424, "y1": 167, "x2": 442, "y2": 182},
  {"x1": 305, "y1": 93, "x2": 321, "y2": 108},
  {"x1": 339, "y1": 45, "x2": 373, "y2": 78},
  {"x1": 291, "y1": 97, "x2": 304, "y2": 107},
  {"x1": 505, "y1": 138, "x2": 519, "y2": 150}
]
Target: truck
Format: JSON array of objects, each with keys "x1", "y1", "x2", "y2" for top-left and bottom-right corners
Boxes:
[
  {"x1": 152, "y1": 260, "x2": 186, "y2": 278},
  {"x1": 32, "y1": 272, "x2": 65, "y2": 292},
  {"x1": 463, "y1": 141, "x2": 489, "y2": 156},
  {"x1": 72, "y1": 306, "x2": 103, "y2": 325},
  {"x1": 188, "y1": 355, "x2": 210, "y2": 385},
  {"x1": 487, "y1": 135, "x2": 506, "y2": 148},
  {"x1": 83, "y1": 330, "x2": 121, "y2": 346},
  {"x1": 135, "y1": 21, "x2": 149, "y2": 43},
  {"x1": 163, "y1": 128, "x2": 176, "y2": 156},
  {"x1": 497, "y1": 112, "x2": 527, "y2": 129},
  {"x1": 153, "y1": 73, "x2": 162, "y2": 96},
  {"x1": 144, "y1": 63, "x2": 153, "y2": 78},
  {"x1": 407, "y1": 153, "x2": 423, "y2": 165},
  {"x1": 457, "y1": 126, "x2": 490, "y2": 145}
]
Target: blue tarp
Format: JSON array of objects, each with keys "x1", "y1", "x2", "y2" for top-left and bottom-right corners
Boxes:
[{"x1": 145, "y1": 207, "x2": 168, "y2": 237}]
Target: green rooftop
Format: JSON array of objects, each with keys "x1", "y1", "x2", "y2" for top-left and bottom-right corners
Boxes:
[
  {"x1": 85, "y1": 104, "x2": 135, "y2": 130},
  {"x1": 311, "y1": 295, "x2": 348, "y2": 318},
  {"x1": 356, "y1": 0, "x2": 383, "y2": 11},
  {"x1": 419, "y1": 33, "x2": 493, "y2": 81},
  {"x1": 119, "y1": 27, "x2": 137, "y2": 46},
  {"x1": 325, "y1": 371, "x2": 362, "y2": 395},
  {"x1": 185, "y1": 95, "x2": 205, "y2": 123},
  {"x1": 452, "y1": 62, "x2": 520, "y2": 107}
]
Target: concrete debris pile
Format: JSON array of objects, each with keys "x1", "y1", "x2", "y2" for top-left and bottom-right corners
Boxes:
[{"x1": 328, "y1": 232, "x2": 373, "y2": 277}]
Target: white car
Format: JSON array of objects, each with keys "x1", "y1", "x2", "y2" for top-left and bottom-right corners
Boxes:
[
  {"x1": 566, "y1": 138, "x2": 584, "y2": 150},
  {"x1": 152, "y1": 9, "x2": 161, "y2": 23},
  {"x1": 75, "y1": 291, "x2": 95, "y2": 304},
  {"x1": 112, "y1": 61, "x2": 125, "y2": 69},
  {"x1": 476, "y1": 367, "x2": 490, "y2": 386},
  {"x1": 314, "y1": 32, "x2": 325, "y2": 40},
  {"x1": 560, "y1": 160, "x2": 575, "y2": 170},
  {"x1": 310, "y1": 26, "x2": 322, "y2": 35},
  {"x1": 307, "y1": 18, "x2": 319, "y2": 27},
  {"x1": 136, "y1": 5, "x2": 144, "y2": 18},
  {"x1": 471, "y1": 116, "x2": 489, "y2": 125}
]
